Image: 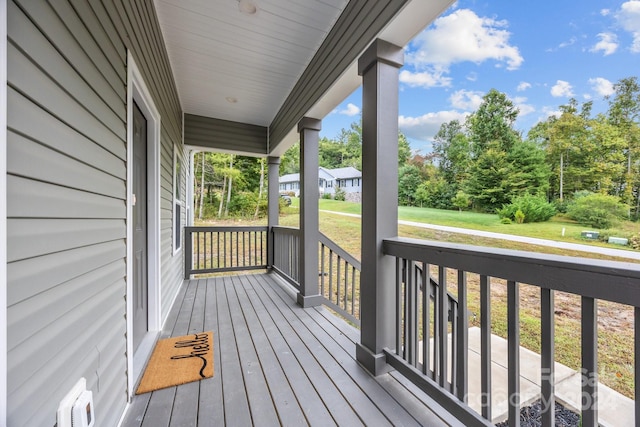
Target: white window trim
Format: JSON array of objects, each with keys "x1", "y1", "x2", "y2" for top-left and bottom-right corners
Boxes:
[
  {"x1": 126, "y1": 52, "x2": 162, "y2": 398},
  {"x1": 173, "y1": 144, "x2": 183, "y2": 255},
  {"x1": 1, "y1": 1, "x2": 7, "y2": 422}
]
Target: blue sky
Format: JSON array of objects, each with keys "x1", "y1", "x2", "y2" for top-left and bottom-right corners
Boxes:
[{"x1": 321, "y1": 0, "x2": 640, "y2": 153}]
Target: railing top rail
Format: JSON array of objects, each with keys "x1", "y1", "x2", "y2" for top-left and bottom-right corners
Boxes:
[
  {"x1": 186, "y1": 225, "x2": 268, "y2": 232},
  {"x1": 271, "y1": 226, "x2": 301, "y2": 236},
  {"x1": 384, "y1": 236, "x2": 640, "y2": 307},
  {"x1": 319, "y1": 232, "x2": 361, "y2": 270}
]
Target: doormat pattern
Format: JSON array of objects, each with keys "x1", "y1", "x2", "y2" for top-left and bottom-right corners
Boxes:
[{"x1": 136, "y1": 331, "x2": 214, "y2": 394}]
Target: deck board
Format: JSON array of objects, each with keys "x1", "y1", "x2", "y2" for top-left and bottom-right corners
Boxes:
[{"x1": 121, "y1": 272, "x2": 457, "y2": 426}]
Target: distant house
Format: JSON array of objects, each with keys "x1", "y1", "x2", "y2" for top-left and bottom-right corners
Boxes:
[{"x1": 279, "y1": 166, "x2": 362, "y2": 199}]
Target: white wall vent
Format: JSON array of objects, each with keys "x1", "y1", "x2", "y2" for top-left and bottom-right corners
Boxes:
[{"x1": 56, "y1": 378, "x2": 95, "y2": 427}]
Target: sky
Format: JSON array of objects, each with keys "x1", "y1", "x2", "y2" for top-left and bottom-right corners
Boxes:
[{"x1": 320, "y1": 0, "x2": 640, "y2": 153}]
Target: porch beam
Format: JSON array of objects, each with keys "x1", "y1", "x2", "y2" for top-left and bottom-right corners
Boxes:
[
  {"x1": 297, "y1": 118, "x2": 323, "y2": 307},
  {"x1": 267, "y1": 156, "x2": 280, "y2": 268},
  {"x1": 356, "y1": 39, "x2": 403, "y2": 376}
]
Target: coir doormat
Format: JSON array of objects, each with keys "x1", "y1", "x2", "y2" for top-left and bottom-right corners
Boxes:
[{"x1": 136, "y1": 331, "x2": 214, "y2": 394}]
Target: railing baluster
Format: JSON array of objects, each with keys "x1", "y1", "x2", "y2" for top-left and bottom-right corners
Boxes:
[
  {"x1": 351, "y1": 266, "x2": 356, "y2": 317},
  {"x1": 320, "y1": 243, "x2": 326, "y2": 297},
  {"x1": 337, "y1": 255, "x2": 342, "y2": 309},
  {"x1": 407, "y1": 261, "x2": 417, "y2": 366},
  {"x1": 438, "y1": 266, "x2": 447, "y2": 389},
  {"x1": 396, "y1": 257, "x2": 402, "y2": 356},
  {"x1": 636, "y1": 307, "x2": 640, "y2": 427},
  {"x1": 456, "y1": 270, "x2": 468, "y2": 402},
  {"x1": 344, "y1": 259, "x2": 349, "y2": 311},
  {"x1": 422, "y1": 262, "x2": 429, "y2": 376},
  {"x1": 480, "y1": 274, "x2": 492, "y2": 421},
  {"x1": 541, "y1": 287, "x2": 555, "y2": 427},
  {"x1": 508, "y1": 280, "x2": 520, "y2": 427},
  {"x1": 581, "y1": 296, "x2": 598, "y2": 427},
  {"x1": 433, "y1": 273, "x2": 439, "y2": 382}
]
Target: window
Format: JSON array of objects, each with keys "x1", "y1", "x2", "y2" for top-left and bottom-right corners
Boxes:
[{"x1": 173, "y1": 145, "x2": 183, "y2": 253}]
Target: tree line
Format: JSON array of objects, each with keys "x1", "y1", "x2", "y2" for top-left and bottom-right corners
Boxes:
[{"x1": 194, "y1": 76, "x2": 639, "y2": 225}]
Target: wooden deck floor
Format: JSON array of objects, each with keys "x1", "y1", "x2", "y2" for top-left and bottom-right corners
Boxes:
[{"x1": 121, "y1": 272, "x2": 460, "y2": 426}]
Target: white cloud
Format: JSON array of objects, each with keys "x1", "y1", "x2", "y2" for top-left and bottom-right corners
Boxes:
[
  {"x1": 466, "y1": 72, "x2": 478, "y2": 82},
  {"x1": 590, "y1": 32, "x2": 619, "y2": 55},
  {"x1": 583, "y1": 93, "x2": 593, "y2": 100},
  {"x1": 512, "y1": 96, "x2": 535, "y2": 116},
  {"x1": 399, "y1": 111, "x2": 469, "y2": 142},
  {"x1": 399, "y1": 70, "x2": 451, "y2": 89},
  {"x1": 517, "y1": 81, "x2": 531, "y2": 91},
  {"x1": 407, "y1": 9, "x2": 523, "y2": 71},
  {"x1": 449, "y1": 90, "x2": 484, "y2": 110},
  {"x1": 541, "y1": 107, "x2": 562, "y2": 120},
  {"x1": 589, "y1": 77, "x2": 614, "y2": 97},
  {"x1": 616, "y1": 1, "x2": 640, "y2": 52},
  {"x1": 551, "y1": 80, "x2": 574, "y2": 97},
  {"x1": 601, "y1": 8, "x2": 611, "y2": 16},
  {"x1": 337, "y1": 103, "x2": 360, "y2": 116}
]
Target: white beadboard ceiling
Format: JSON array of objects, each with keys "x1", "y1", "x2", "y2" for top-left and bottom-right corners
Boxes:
[
  {"x1": 154, "y1": 0, "x2": 455, "y2": 151},
  {"x1": 154, "y1": 0, "x2": 349, "y2": 126}
]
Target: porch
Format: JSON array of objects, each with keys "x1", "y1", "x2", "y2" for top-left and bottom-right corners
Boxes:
[{"x1": 121, "y1": 272, "x2": 456, "y2": 427}]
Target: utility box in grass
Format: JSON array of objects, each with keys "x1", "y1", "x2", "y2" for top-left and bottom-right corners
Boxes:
[
  {"x1": 581, "y1": 231, "x2": 599, "y2": 240},
  {"x1": 608, "y1": 236, "x2": 629, "y2": 245}
]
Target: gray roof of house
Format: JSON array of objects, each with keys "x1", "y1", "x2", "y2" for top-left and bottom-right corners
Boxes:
[{"x1": 279, "y1": 166, "x2": 361, "y2": 182}]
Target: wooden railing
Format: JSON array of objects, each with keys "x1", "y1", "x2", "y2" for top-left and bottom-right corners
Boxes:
[
  {"x1": 319, "y1": 232, "x2": 361, "y2": 326},
  {"x1": 271, "y1": 226, "x2": 301, "y2": 290},
  {"x1": 184, "y1": 226, "x2": 268, "y2": 278},
  {"x1": 383, "y1": 236, "x2": 640, "y2": 427}
]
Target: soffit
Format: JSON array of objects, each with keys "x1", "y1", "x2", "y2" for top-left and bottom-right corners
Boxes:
[{"x1": 154, "y1": 0, "x2": 349, "y2": 126}]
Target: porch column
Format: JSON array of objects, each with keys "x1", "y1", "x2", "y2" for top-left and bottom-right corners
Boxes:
[
  {"x1": 355, "y1": 39, "x2": 403, "y2": 375},
  {"x1": 267, "y1": 156, "x2": 280, "y2": 268},
  {"x1": 298, "y1": 117, "x2": 323, "y2": 307}
]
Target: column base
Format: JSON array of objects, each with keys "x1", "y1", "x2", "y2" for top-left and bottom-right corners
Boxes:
[
  {"x1": 296, "y1": 293, "x2": 323, "y2": 308},
  {"x1": 356, "y1": 343, "x2": 393, "y2": 376}
]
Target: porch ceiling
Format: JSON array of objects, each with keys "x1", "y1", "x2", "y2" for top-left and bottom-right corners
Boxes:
[{"x1": 154, "y1": 0, "x2": 455, "y2": 154}]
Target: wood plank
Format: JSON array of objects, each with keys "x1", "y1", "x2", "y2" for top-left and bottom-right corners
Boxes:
[
  {"x1": 234, "y1": 275, "x2": 308, "y2": 426},
  {"x1": 261, "y1": 274, "x2": 418, "y2": 427},
  {"x1": 198, "y1": 278, "x2": 225, "y2": 425},
  {"x1": 215, "y1": 277, "x2": 253, "y2": 426},
  {"x1": 242, "y1": 276, "x2": 336, "y2": 426},
  {"x1": 247, "y1": 274, "x2": 365, "y2": 426},
  {"x1": 169, "y1": 279, "x2": 207, "y2": 427},
  {"x1": 225, "y1": 275, "x2": 280, "y2": 426}
]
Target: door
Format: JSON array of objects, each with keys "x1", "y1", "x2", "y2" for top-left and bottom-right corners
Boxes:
[{"x1": 132, "y1": 101, "x2": 148, "y2": 353}]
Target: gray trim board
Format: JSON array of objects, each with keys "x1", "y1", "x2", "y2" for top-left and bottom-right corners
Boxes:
[
  {"x1": 269, "y1": 0, "x2": 409, "y2": 151},
  {"x1": 185, "y1": 113, "x2": 268, "y2": 155}
]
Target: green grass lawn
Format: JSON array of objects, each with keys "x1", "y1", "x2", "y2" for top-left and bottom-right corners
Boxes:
[{"x1": 311, "y1": 198, "x2": 639, "y2": 252}]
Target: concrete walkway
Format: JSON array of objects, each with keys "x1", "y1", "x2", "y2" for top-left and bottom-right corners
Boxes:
[
  {"x1": 465, "y1": 327, "x2": 634, "y2": 426},
  {"x1": 319, "y1": 210, "x2": 640, "y2": 261}
]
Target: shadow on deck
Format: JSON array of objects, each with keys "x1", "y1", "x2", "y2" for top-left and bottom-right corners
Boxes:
[{"x1": 121, "y1": 272, "x2": 460, "y2": 426}]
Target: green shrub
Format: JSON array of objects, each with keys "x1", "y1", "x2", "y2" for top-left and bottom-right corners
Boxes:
[
  {"x1": 566, "y1": 193, "x2": 629, "y2": 229},
  {"x1": 514, "y1": 209, "x2": 525, "y2": 224},
  {"x1": 497, "y1": 194, "x2": 556, "y2": 223},
  {"x1": 451, "y1": 191, "x2": 471, "y2": 212},
  {"x1": 334, "y1": 186, "x2": 346, "y2": 201},
  {"x1": 321, "y1": 192, "x2": 332, "y2": 199},
  {"x1": 500, "y1": 217, "x2": 512, "y2": 224}
]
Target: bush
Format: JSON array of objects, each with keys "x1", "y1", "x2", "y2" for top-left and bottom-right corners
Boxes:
[
  {"x1": 497, "y1": 194, "x2": 556, "y2": 223},
  {"x1": 514, "y1": 209, "x2": 525, "y2": 224},
  {"x1": 321, "y1": 192, "x2": 332, "y2": 199},
  {"x1": 630, "y1": 234, "x2": 640, "y2": 250},
  {"x1": 566, "y1": 193, "x2": 629, "y2": 229},
  {"x1": 451, "y1": 191, "x2": 471, "y2": 212},
  {"x1": 500, "y1": 217, "x2": 512, "y2": 224},
  {"x1": 227, "y1": 191, "x2": 267, "y2": 217},
  {"x1": 334, "y1": 186, "x2": 346, "y2": 201}
]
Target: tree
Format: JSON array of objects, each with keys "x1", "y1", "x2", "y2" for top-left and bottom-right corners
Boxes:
[
  {"x1": 467, "y1": 89, "x2": 520, "y2": 157},
  {"x1": 507, "y1": 140, "x2": 551, "y2": 197},
  {"x1": 398, "y1": 132, "x2": 412, "y2": 166},
  {"x1": 433, "y1": 120, "x2": 471, "y2": 188},
  {"x1": 451, "y1": 191, "x2": 471, "y2": 212},
  {"x1": 465, "y1": 141, "x2": 512, "y2": 211},
  {"x1": 607, "y1": 77, "x2": 640, "y2": 214},
  {"x1": 398, "y1": 165, "x2": 422, "y2": 206}
]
